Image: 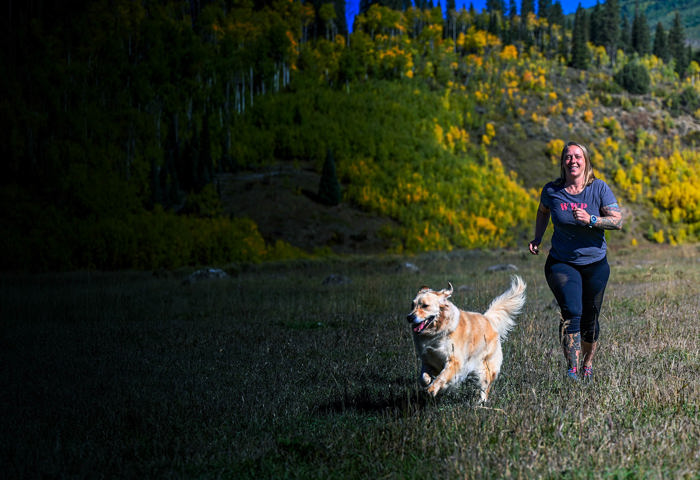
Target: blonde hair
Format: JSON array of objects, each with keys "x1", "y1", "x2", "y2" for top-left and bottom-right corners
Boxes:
[{"x1": 558, "y1": 141, "x2": 596, "y2": 186}]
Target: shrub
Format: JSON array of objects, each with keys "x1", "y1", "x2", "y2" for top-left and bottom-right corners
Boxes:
[
  {"x1": 614, "y1": 61, "x2": 651, "y2": 95},
  {"x1": 318, "y1": 149, "x2": 342, "y2": 206},
  {"x1": 669, "y1": 86, "x2": 700, "y2": 115}
]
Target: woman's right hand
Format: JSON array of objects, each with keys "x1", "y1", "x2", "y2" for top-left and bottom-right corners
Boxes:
[{"x1": 528, "y1": 240, "x2": 540, "y2": 255}]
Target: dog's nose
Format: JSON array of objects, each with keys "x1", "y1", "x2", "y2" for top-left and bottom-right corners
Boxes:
[{"x1": 407, "y1": 313, "x2": 415, "y2": 322}]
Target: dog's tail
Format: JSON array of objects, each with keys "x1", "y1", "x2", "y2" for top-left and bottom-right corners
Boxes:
[{"x1": 484, "y1": 275, "x2": 526, "y2": 341}]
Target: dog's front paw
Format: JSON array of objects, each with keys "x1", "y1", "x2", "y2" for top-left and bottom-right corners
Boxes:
[
  {"x1": 420, "y1": 372, "x2": 432, "y2": 386},
  {"x1": 426, "y1": 380, "x2": 443, "y2": 397}
]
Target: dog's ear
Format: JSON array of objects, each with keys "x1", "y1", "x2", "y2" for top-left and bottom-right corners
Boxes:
[
  {"x1": 418, "y1": 286, "x2": 431, "y2": 294},
  {"x1": 438, "y1": 282, "x2": 453, "y2": 299}
]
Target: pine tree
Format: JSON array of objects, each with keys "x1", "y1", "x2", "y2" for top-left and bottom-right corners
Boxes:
[
  {"x1": 548, "y1": 1, "x2": 564, "y2": 27},
  {"x1": 570, "y1": 5, "x2": 589, "y2": 70},
  {"x1": 653, "y1": 22, "x2": 669, "y2": 63},
  {"x1": 600, "y1": 0, "x2": 620, "y2": 65},
  {"x1": 334, "y1": 0, "x2": 348, "y2": 36},
  {"x1": 537, "y1": 0, "x2": 549, "y2": 19},
  {"x1": 488, "y1": 11, "x2": 502, "y2": 36},
  {"x1": 445, "y1": 0, "x2": 456, "y2": 41},
  {"x1": 521, "y1": 0, "x2": 534, "y2": 18},
  {"x1": 631, "y1": 7, "x2": 651, "y2": 56},
  {"x1": 318, "y1": 149, "x2": 342, "y2": 206},
  {"x1": 588, "y1": 1, "x2": 602, "y2": 46},
  {"x1": 619, "y1": 15, "x2": 631, "y2": 54},
  {"x1": 486, "y1": 0, "x2": 505, "y2": 15},
  {"x1": 508, "y1": 0, "x2": 517, "y2": 20},
  {"x1": 668, "y1": 12, "x2": 688, "y2": 76}
]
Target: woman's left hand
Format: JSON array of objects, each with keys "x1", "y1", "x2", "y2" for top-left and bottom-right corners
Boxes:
[{"x1": 571, "y1": 205, "x2": 591, "y2": 225}]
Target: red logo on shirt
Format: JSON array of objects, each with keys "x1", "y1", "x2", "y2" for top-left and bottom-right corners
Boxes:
[{"x1": 560, "y1": 202, "x2": 588, "y2": 211}]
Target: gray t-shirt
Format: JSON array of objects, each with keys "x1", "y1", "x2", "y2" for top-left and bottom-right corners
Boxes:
[{"x1": 540, "y1": 178, "x2": 618, "y2": 265}]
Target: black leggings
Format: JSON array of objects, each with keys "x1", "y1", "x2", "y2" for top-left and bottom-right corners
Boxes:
[{"x1": 545, "y1": 255, "x2": 610, "y2": 343}]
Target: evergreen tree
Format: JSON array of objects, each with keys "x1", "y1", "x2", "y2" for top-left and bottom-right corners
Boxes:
[
  {"x1": 668, "y1": 11, "x2": 688, "y2": 75},
  {"x1": 359, "y1": 0, "x2": 373, "y2": 15},
  {"x1": 445, "y1": 0, "x2": 456, "y2": 40},
  {"x1": 548, "y1": 1, "x2": 564, "y2": 27},
  {"x1": 488, "y1": 11, "x2": 502, "y2": 36},
  {"x1": 588, "y1": 1, "x2": 603, "y2": 46},
  {"x1": 537, "y1": 0, "x2": 549, "y2": 19},
  {"x1": 318, "y1": 149, "x2": 342, "y2": 206},
  {"x1": 631, "y1": 7, "x2": 651, "y2": 56},
  {"x1": 521, "y1": 0, "x2": 534, "y2": 18},
  {"x1": 508, "y1": 0, "x2": 517, "y2": 20},
  {"x1": 653, "y1": 22, "x2": 669, "y2": 63},
  {"x1": 508, "y1": 0, "x2": 519, "y2": 44},
  {"x1": 570, "y1": 5, "x2": 589, "y2": 70},
  {"x1": 619, "y1": 14, "x2": 631, "y2": 54},
  {"x1": 600, "y1": 0, "x2": 620, "y2": 65},
  {"x1": 486, "y1": 0, "x2": 505, "y2": 15},
  {"x1": 334, "y1": 0, "x2": 348, "y2": 36}
]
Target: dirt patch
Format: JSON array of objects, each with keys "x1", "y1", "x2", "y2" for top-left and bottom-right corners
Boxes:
[{"x1": 216, "y1": 166, "x2": 395, "y2": 254}]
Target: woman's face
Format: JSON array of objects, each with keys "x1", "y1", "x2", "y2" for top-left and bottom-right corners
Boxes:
[{"x1": 563, "y1": 145, "x2": 586, "y2": 180}]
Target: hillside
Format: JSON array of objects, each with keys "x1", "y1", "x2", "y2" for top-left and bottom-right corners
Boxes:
[
  {"x1": 618, "y1": 0, "x2": 700, "y2": 47},
  {"x1": 216, "y1": 167, "x2": 395, "y2": 254},
  {"x1": 217, "y1": 68, "x2": 700, "y2": 255},
  {"x1": 2, "y1": 1, "x2": 700, "y2": 271}
]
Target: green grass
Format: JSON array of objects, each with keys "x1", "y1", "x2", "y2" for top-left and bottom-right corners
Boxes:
[{"x1": 1, "y1": 245, "x2": 698, "y2": 478}]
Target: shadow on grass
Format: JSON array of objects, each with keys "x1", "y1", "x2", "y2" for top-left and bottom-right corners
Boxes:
[{"x1": 316, "y1": 376, "x2": 481, "y2": 416}]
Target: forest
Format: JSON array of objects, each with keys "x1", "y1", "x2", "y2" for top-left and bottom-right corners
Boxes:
[{"x1": 2, "y1": 0, "x2": 699, "y2": 271}]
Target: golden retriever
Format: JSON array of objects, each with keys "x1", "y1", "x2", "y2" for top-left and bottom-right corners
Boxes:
[{"x1": 407, "y1": 275, "x2": 526, "y2": 402}]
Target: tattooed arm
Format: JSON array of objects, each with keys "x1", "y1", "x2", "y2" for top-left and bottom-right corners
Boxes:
[{"x1": 594, "y1": 203, "x2": 623, "y2": 230}]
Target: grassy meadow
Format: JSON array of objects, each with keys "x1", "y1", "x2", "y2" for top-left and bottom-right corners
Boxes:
[{"x1": 1, "y1": 245, "x2": 698, "y2": 478}]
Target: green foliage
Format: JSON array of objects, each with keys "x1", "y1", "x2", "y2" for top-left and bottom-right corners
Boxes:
[
  {"x1": 3, "y1": 0, "x2": 700, "y2": 271},
  {"x1": 318, "y1": 149, "x2": 342, "y2": 206},
  {"x1": 181, "y1": 183, "x2": 224, "y2": 218},
  {"x1": 0, "y1": 185, "x2": 305, "y2": 271},
  {"x1": 615, "y1": 61, "x2": 651, "y2": 94},
  {"x1": 668, "y1": 86, "x2": 700, "y2": 115},
  {"x1": 570, "y1": 5, "x2": 590, "y2": 69}
]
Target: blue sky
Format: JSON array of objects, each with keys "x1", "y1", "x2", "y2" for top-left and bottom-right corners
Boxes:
[{"x1": 346, "y1": 0, "x2": 601, "y2": 31}]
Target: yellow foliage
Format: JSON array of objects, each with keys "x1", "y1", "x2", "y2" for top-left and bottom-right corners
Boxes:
[
  {"x1": 458, "y1": 27, "x2": 501, "y2": 55},
  {"x1": 548, "y1": 102, "x2": 562, "y2": 115},
  {"x1": 653, "y1": 229, "x2": 665, "y2": 244},
  {"x1": 500, "y1": 44, "x2": 518, "y2": 61},
  {"x1": 434, "y1": 122, "x2": 444, "y2": 144},
  {"x1": 546, "y1": 139, "x2": 565, "y2": 165},
  {"x1": 445, "y1": 125, "x2": 469, "y2": 153},
  {"x1": 485, "y1": 122, "x2": 495, "y2": 139},
  {"x1": 583, "y1": 110, "x2": 594, "y2": 124}
]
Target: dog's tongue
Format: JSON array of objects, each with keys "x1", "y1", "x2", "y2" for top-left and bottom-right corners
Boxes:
[{"x1": 413, "y1": 321, "x2": 426, "y2": 333}]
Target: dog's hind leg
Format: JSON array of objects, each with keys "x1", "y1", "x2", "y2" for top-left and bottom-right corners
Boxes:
[{"x1": 477, "y1": 352, "x2": 503, "y2": 403}]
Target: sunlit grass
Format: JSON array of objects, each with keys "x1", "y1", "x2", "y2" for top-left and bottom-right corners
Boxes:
[{"x1": 1, "y1": 245, "x2": 698, "y2": 478}]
